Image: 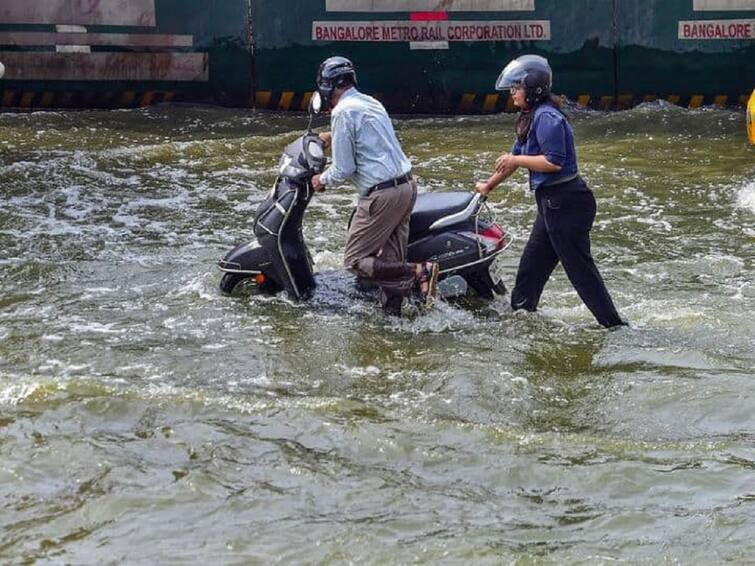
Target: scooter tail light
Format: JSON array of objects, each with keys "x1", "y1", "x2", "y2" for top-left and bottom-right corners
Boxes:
[
  {"x1": 480, "y1": 223, "x2": 505, "y2": 239},
  {"x1": 479, "y1": 224, "x2": 506, "y2": 249},
  {"x1": 255, "y1": 273, "x2": 267, "y2": 285},
  {"x1": 461, "y1": 231, "x2": 498, "y2": 254}
]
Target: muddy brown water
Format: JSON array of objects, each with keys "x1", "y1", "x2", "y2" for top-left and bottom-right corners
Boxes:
[{"x1": 1, "y1": 104, "x2": 753, "y2": 563}]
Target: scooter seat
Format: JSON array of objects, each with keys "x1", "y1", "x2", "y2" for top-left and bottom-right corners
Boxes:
[{"x1": 410, "y1": 192, "x2": 475, "y2": 237}]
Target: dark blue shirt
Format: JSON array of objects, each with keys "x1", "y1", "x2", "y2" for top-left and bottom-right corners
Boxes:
[{"x1": 512, "y1": 103, "x2": 578, "y2": 191}]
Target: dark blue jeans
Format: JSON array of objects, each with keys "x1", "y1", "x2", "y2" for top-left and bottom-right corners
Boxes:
[{"x1": 510, "y1": 178, "x2": 625, "y2": 328}]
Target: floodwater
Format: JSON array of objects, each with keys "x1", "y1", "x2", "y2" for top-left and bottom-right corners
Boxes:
[{"x1": 1, "y1": 103, "x2": 753, "y2": 563}]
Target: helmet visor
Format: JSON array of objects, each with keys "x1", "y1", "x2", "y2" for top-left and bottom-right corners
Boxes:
[{"x1": 495, "y1": 59, "x2": 528, "y2": 91}]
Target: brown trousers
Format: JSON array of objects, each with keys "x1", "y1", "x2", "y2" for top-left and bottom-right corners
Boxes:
[{"x1": 344, "y1": 180, "x2": 418, "y2": 307}]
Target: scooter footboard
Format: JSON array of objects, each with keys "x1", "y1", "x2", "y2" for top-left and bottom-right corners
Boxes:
[{"x1": 257, "y1": 232, "x2": 316, "y2": 300}]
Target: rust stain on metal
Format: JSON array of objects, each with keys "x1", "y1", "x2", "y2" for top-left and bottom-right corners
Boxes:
[
  {"x1": 0, "y1": 0, "x2": 157, "y2": 27},
  {"x1": 0, "y1": 52, "x2": 208, "y2": 82},
  {"x1": 325, "y1": 0, "x2": 535, "y2": 11},
  {"x1": 0, "y1": 32, "x2": 194, "y2": 48}
]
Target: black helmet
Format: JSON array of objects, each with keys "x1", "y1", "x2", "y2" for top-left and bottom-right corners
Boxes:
[
  {"x1": 495, "y1": 54, "x2": 552, "y2": 107},
  {"x1": 316, "y1": 56, "x2": 357, "y2": 109}
]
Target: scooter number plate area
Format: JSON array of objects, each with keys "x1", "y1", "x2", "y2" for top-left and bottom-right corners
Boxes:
[{"x1": 489, "y1": 253, "x2": 506, "y2": 284}]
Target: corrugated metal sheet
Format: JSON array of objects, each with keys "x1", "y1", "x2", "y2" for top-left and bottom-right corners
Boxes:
[
  {"x1": 1, "y1": 52, "x2": 207, "y2": 82},
  {"x1": 0, "y1": 0, "x2": 157, "y2": 27},
  {"x1": 0, "y1": 0, "x2": 252, "y2": 108},
  {"x1": 0, "y1": 32, "x2": 194, "y2": 48}
]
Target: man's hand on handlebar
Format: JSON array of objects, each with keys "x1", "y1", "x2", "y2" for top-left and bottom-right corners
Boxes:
[
  {"x1": 311, "y1": 174, "x2": 325, "y2": 192},
  {"x1": 318, "y1": 132, "x2": 332, "y2": 150}
]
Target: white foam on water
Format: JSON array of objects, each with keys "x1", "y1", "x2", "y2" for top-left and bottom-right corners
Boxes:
[
  {"x1": 79, "y1": 287, "x2": 119, "y2": 303},
  {"x1": 201, "y1": 343, "x2": 227, "y2": 352},
  {"x1": 0, "y1": 381, "x2": 42, "y2": 406},
  {"x1": 308, "y1": 195, "x2": 354, "y2": 221},
  {"x1": 112, "y1": 211, "x2": 144, "y2": 228},
  {"x1": 337, "y1": 364, "x2": 382, "y2": 379},
  {"x1": 125, "y1": 192, "x2": 189, "y2": 211},
  {"x1": 635, "y1": 216, "x2": 673, "y2": 232},
  {"x1": 68, "y1": 320, "x2": 122, "y2": 335},
  {"x1": 394, "y1": 300, "x2": 479, "y2": 334},
  {"x1": 174, "y1": 273, "x2": 221, "y2": 301},
  {"x1": 736, "y1": 180, "x2": 755, "y2": 214},
  {"x1": 233, "y1": 201, "x2": 257, "y2": 213},
  {"x1": 313, "y1": 250, "x2": 343, "y2": 271},
  {"x1": 732, "y1": 281, "x2": 755, "y2": 300},
  {"x1": 0, "y1": 160, "x2": 48, "y2": 176},
  {"x1": 209, "y1": 166, "x2": 267, "y2": 179},
  {"x1": 698, "y1": 254, "x2": 745, "y2": 281},
  {"x1": 624, "y1": 297, "x2": 708, "y2": 330},
  {"x1": 161, "y1": 316, "x2": 186, "y2": 330},
  {"x1": 3, "y1": 303, "x2": 56, "y2": 319},
  {"x1": 59, "y1": 185, "x2": 98, "y2": 221}
]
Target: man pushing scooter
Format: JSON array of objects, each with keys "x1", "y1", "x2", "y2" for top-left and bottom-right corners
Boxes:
[{"x1": 310, "y1": 56, "x2": 439, "y2": 316}]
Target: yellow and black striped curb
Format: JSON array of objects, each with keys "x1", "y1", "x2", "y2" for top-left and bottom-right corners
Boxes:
[
  {"x1": 0, "y1": 89, "x2": 750, "y2": 112},
  {"x1": 252, "y1": 91, "x2": 753, "y2": 113},
  {"x1": 0, "y1": 90, "x2": 177, "y2": 109}
]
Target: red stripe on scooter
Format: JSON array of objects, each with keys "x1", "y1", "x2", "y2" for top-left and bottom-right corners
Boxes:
[{"x1": 410, "y1": 12, "x2": 448, "y2": 21}]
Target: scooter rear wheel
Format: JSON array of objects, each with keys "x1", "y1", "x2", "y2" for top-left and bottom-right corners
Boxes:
[
  {"x1": 492, "y1": 280, "x2": 508, "y2": 296},
  {"x1": 464, "y1": 272, "x2": 509, "y2": 300}
]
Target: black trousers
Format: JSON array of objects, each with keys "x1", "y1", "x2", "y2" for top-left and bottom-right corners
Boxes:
[{"x1": 510, "y1": 178, "x2": 625, "y2": 328}]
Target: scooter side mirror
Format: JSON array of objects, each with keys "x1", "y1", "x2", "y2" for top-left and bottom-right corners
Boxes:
[{"x1": 310, "y1": 92, "x2": 322, "y2": 115}]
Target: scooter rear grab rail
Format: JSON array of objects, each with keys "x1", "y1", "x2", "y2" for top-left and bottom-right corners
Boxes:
[{"x1": 428, "y1": 192, "x2": 483, "y2": 232}]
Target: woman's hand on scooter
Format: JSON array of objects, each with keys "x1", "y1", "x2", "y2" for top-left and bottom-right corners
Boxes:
[
  {"x1": 495, "y1": 152, "x2": 519, "y2": 175},
  {"x1": 475, "y1": 181, "x2": 492, "y2": 195}
]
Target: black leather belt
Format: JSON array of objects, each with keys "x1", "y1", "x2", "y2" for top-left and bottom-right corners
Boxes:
[
  {"x1": 542, "y1": 173, "x2": 580, "y2": 187},
  {"x1": 368, "y1": 172, "x2": 412, "y2": 194}
]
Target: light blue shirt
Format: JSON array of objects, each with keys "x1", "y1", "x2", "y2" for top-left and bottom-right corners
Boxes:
[{"x1": 320, "y1": 88, "x2": 412, "y2": 197}]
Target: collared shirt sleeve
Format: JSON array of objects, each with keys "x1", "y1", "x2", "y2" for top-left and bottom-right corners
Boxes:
[
  {"x1": 320, "y1": 110, "x2": 357, "y2": 187},
  {"x1": 533, "y1": 112, "x2": 567, "y2": 167},
  {"x1": 511, "y1": 139, "x2": 523, "y2": 156}
]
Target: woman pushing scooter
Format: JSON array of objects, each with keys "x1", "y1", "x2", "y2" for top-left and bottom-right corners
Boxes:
[{"x1": 476, "y1": 55, "x2": 626, "y2": 329}]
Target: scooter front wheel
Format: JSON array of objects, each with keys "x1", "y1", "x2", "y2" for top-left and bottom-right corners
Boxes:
[
  {"x1": 220, "y1": 273, "x2": 282, "y2": 297},
  {"x1": 220, "y1": 273, "x2": 250, "y2": 296}
]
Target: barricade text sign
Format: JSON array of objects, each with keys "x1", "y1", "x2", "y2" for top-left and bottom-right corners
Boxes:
[
  {"x1": 679, "y1": 18, "x2": 754, "y2": 38},
  {"x1": 312, "y1": 20, "x2": 550, "y2": 41}
]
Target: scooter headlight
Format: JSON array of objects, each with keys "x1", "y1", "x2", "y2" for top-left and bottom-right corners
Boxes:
[
  {"x1": 278, "y1": 154, "x2": 293, "y2": 174},
  {"x1": 278, "y1": 154, "x2": 304, "y2": 178}
]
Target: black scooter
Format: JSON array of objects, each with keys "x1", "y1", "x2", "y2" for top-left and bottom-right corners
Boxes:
[{"x1": 218, "y1": 92, "x2": 512, "y2": 302}]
